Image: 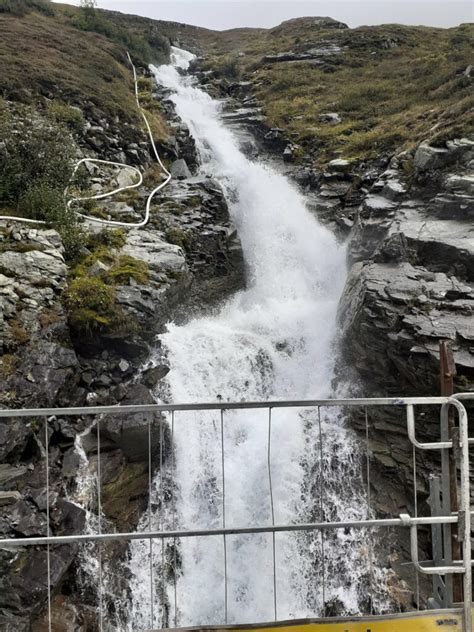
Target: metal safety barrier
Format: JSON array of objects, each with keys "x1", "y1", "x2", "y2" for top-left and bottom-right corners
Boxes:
[{"x1": 0, "y1": 396, "x2": 472, "y2": 631}]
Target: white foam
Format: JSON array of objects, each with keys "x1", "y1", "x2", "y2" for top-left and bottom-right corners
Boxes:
[{"x1": 127, "y1": 47, "x2": 389, "y2": 630}]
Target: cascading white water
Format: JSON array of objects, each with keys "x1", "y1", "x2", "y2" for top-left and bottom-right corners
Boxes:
[{"x1": 128, "y1": 47, "x2": 389, "y2": 630}]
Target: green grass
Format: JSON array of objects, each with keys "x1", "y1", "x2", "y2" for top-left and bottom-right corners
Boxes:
[
  {"x1": 2, "y1": 3, "x2": 472, "y2": 176},
  {"x1": 66, "y1": 231, "x2": 149, "y2": 335},
  {"x1": 66, "y1": 276, "x2": 116, "y2": 332},
  {"x1": 65, "y1": 3, "x2": 170, "y2": 67},
  {"x1": 0, "y1": 10, "x2": 140, "y2": 123},
  {"x1": 0, "y1": 0, "x2": 53, "y2": 16},
  {"x1": 199, "y1": 22, "x2": 474, "y2": 166},
  {"x1": 107, "y1": 255, "x2": 149, "y2": 285}
]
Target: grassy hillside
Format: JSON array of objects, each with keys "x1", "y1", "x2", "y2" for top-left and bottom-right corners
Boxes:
[
  {"x1": 198, "y1": 19, "x2": 474, "y2": 166},
  {"x1": 1, "y1": 1, "x2": 472, "y2": 172},
  {"x1": 0, "y1": 0, "x2": 173, "y2": 257},
  {"x1": 0, "y1": 10, "x2": 137, "y2": 120},
  {"x1": 0, "y1": 0, "x2": 174, "y2": 121}
]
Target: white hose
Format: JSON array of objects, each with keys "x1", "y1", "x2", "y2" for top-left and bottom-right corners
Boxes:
[{"x1": 0, "y1": 53, "x2": 171, "y2": 229}]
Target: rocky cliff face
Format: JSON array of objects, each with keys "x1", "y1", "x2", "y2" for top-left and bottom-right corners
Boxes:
[
  {"x1": 337, "y1": 137, "x2": 473, "y2": 511},
  {"x1": 0, "y1": 64, "x2": 245, "y2": 628}
]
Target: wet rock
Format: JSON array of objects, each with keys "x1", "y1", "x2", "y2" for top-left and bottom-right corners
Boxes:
[
  {"x1": 328, "y1": 158, "x2": 352, "y2": 173},
  {"x1": 445, "y1": 173, "x2": 474, "y2": 196},
  {"x1": 414, "y1": 138, "x2": 474, "y2": 173},
  {"x1": 0, "y1": 464, "x2": 29, "y2": 489},
  {"x1": 414, "y1": 142, "x2": 450, "y2": 171},
  {"x1": 283, "y1": 144, "x2": 296, "y2": 162},
  {"x1": 262, "y1": 43, "x2": 341, "y2": 64},
  {"x1": 142, "y1": 364, "x2": 170, "y2": 388},
  {"x1": 374, "y1": 232, "x2": 409, "y2": 263},
  {"x1": 118, "y1": 358, "x2": 130, "y2": 373},
  {"x1": 170, "y1": 158, "x2": 192, "y2": 179},
  {"x1": 61, "y1": 447, "x2": 83, "y2": 479},
  {"x1": 123, "y1": 230, "x2": 188, "y2": 277},
  {"x1": 0, "y1": 491, "x2": 21, "y2": 506},
  {"x1": 262, "y1": 127, "x2": 289, "y2": 153},
  {"x1": 52, "y1": 499, "x2": 86, "y2": 535},
  {"x1": 382, "y1": 178, "x2": 407, "y2": 200},
  {"x1": 9, "y1": 500, "x2": 47, "y2": 536},
  {"x1": 336, "y1": 133, "x2": 474, "y2": 527},
  {"x1": 113, "y1": 229, "x2": 191, "y2": 341},
  {"x1": 8, "y1": 545, "x2": 78, "y2": 619},
  {"x1": 0, "y1": 419, "x2": 32, "y2": 462},
  {"x1": 338, "y1": 254, "x2": 474, "y2": 493},
  {"x1": 8, "y1": 342, "x2": 78, "y2": 407},
  {"x1": 101, "y1": 384, "x2": 164, "y2": 463}
]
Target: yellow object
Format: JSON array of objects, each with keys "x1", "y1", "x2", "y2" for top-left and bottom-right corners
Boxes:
[{"x1": 177, "y1": 610, "x2": 468, "y2": 632}]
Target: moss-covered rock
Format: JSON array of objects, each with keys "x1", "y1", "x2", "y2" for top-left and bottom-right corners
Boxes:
[{"x1": 66, "y1": 276, "x2": 116, "y2": 332}]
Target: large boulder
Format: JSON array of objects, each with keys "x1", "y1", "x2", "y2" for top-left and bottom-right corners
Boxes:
[
  {"x1": 414, "y1": 138, "x2": 474, "y2": 173},
  {"x1": 112, "y1": 229, "x2": 191, "y2": 341},
  {"x1": 170, "y1": 158, "x2": 192, "y2": 180}
]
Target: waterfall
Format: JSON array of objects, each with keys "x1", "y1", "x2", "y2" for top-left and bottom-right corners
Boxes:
[{"x1": 128, "y1": 47, "x2": 390, "y2": 629}]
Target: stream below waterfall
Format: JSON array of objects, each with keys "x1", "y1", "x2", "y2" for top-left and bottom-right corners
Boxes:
[{"x1": 126, "y1": 47, "x2": 390, "y2": 630}]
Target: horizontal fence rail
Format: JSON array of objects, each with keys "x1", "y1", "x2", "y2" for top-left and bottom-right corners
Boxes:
[
  {"x1": 0, "y1": 514, "x2": 462, "y2": 547},
  {"x1": 0, "y1": 395, "x2": 463, "y2": 417},
  {"x1": 0, "y1": 396, "x2": 472, "y2": 632}
]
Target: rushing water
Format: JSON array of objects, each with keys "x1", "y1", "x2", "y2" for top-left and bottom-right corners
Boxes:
[{"x1": 127, "y1": 47, "x2": 388, "y2": 630}]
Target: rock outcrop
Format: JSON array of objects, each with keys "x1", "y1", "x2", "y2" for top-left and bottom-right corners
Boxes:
[{"x1": 336, "y1": 137, "x2": 474, "y2": 518}]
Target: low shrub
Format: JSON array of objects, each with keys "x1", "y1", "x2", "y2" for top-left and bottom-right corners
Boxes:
[
  {"x1": 46, "y1": 100, "x2": 84, "y2": 133},
  {"x1": 0, "y1": 0, "x2": 53, "y2": 16},
  {"x1": 19, "y1": 182, "x2": 86, "y2": 262},
  {"x1": 71, "y1": 8, "x2": 170, "y2": 66},
  {"x1": 10, "y1": 319, "x2": 30, "y2": 344},
  {"x1": 1, "y1": 121, "x2": 75, "y2": 204}
]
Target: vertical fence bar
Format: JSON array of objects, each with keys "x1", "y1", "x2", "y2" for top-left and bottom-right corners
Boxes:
[
  {"x1": 440, "y1": 404, "x2": 454, "y2": 605},
  {"x1": 317, "y1": 407, "x2": 326, "y2": 611},
  {"x1": 365, "y1": 407, "x2": 374, "y2": 614},
  {"x1": 220, "y1": 409, "x2": 228, "y2": 624},
  {"x1": 171, "y1": 411, "x2": 177, "y2": 628},
  {"x1": 457, "y1": 402, "x2": 472, "y2": 632},
  {"x1": 97, "y1": 417, "x2": 103, "y2": 631},
  {"x1": 160, "y1": 414, "x2": 165, "y2": 626},
  {"x1": 45, "y1": 418, "x2": 52, "y2": 632},
  {"x1": 267, "y1": 407, "x2": 277, "y2": 621},
  {"x1": 148, "y1": 418, "x2": 154, "y2": 629},
  {"x1": 412, "y1": 440, "x2": 420, "y2": 610}
]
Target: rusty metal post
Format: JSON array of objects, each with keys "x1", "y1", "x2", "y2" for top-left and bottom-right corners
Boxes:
[{"x1": 439, "y1": 340, "x2": 462, "y2": 602}]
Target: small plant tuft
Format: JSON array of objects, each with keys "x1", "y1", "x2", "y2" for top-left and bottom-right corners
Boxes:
[
  {"x1": 165, "y1": 227, "x2": 193, "y2": 250},
  {"x1": 66, "y1": 276, "x2": 116, "y2": 333},
  {"x1": 107, "y1": 255, "x2": 149, "y2": 285},
  {"x1": 0, "y1": 354, "x2": 20, "y2": 378}
]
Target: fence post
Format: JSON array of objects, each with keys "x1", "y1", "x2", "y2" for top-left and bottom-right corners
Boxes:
[{"x1": 439, "y1": 341, "x2": 462, "y2": 603}]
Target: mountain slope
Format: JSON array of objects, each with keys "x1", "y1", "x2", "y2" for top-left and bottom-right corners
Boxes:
[{"x1": 196, "y1": 20, "x2": 473, "y2": 166}]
